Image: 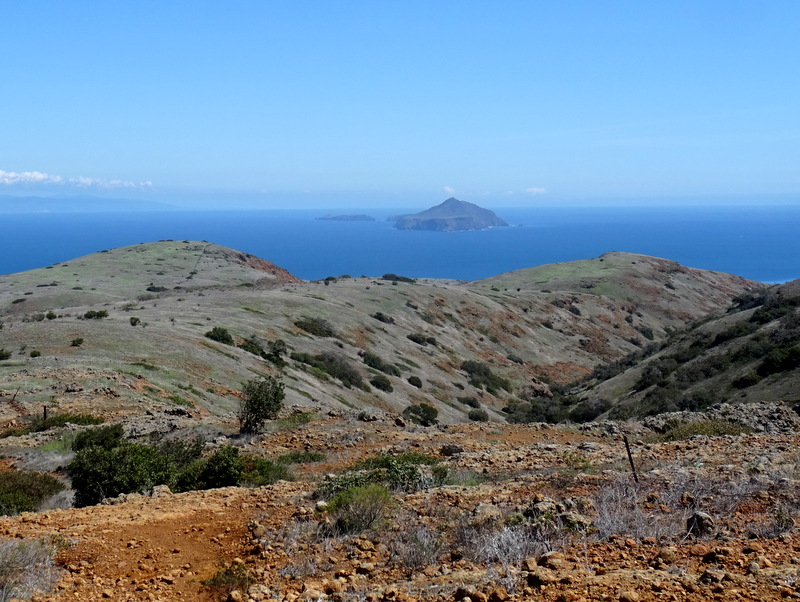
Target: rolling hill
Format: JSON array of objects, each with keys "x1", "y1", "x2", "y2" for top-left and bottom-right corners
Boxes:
[{"x1": 0, "y1": 242, "x2": 762, "y2": 429}]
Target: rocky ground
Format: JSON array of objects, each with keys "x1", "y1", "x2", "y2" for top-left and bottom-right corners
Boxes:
[{"x1": 2, "y1": 402, "x2": 800, "y2": 602}]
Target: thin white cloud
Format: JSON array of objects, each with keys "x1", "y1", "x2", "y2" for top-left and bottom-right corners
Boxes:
[
  {"x1": 0, "y1": 169, "x2": 152, "y2": 190},
  {"x1": 442, "y1": 185, "x2": 456, "y2": 195},
  {"x1": 526, "y1": 187, "x2": 547, "y2": 195}
]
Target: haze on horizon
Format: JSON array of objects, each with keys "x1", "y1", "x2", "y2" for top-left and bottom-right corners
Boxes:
[{"x1": 1, "y1": 1, "x2": 799, "y2": 210}]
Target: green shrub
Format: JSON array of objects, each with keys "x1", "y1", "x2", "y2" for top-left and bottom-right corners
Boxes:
[
  {"x1": 372, "y1": 312, "x2": 395, "y2": 324},
  {"x1": 467, "y1": 408, "x2": 489, "y2": 422},
  {"x1": 460, "y1": 361, "x2": 511, "y2": 395},
  {"x1": 647, "y1": 419, "x2": 753, "y2": 442},
  {"x1": 72, "y1": 424, "x2": 124, "y2": 452},
  {"x1": 83, "y1": 310, "x2": 108, "y2": 319},
  {"x1": 238, "y1": 376, "x2": 285, "y2": 434},
  {"x1": 0, "y1": 349, "x2": 11, "y2": 361},
  {"x1": 732, "y1": 372, "x2": 762, "y2": 389},
  {"x1": 402, "y1": 403, "x2": 438, "y2": 426},
  {"x1": 407, "y1": 333, "x2": 430, "y2": 346},
  {"x1": 195, "y1": 446, "x2": 243, "y2": 488},
  {"x1": 363, "y1": 352, "x2": 401, "y2": 376},
  {"x1": 205, "y1": 326, "x2": 233, "y2": 345},
  {"x1": 407, "y1": 375, "x2": 423, "y2": 388},
  {"x1": 2, "y1": 413, "x2": 104, "y2": 438},
  {"x1": 0, "y1": 471, "x2": 65, "y2": 515},
  {"x1": 291, "y1": 352, "x2": 363, "y2": 388},
  {"x1": 325, "y1": 484, "x2": 392, "y2": 535},
  {"x1": 370, "y1": 374, "x2": 393, "y2": 392},
  {"x1": 381, "y1": 274, "x2": 416, "y2": 283},
  {"x1": 201, "y1": 562, "x2": 251, "y2": 600},
  {"x1": 241, "y1": 456, "x2": 292, "y2": 486},
  {"x1": 29, "y1": 350, "x2": 41, "y2": 358},
  {"x1": 70, "y1": 338, "x2": 83, "y2": 347},
  {"x1": 68, "y1": 443, "x2": 173, "y2": 507},
  {"x1": 457, "y1": 396, "x2": 480, "y2": 408},
  {"x1": 237, "y1": 335, "x2": 264, "y2": 356},
  {"x1": 129, "y1": 317, "x2": 141, "y2": 326},
  {"x1": 294, "y1": 317, "x2": 335, "y2": 337},
  {"x1": 155, "y1": 436, "x2": 205, "y2": 470}
]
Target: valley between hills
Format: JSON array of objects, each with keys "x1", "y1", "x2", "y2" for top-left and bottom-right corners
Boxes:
[{"x1": 1, "y1": 240, "x2": 800, "y2": 602}]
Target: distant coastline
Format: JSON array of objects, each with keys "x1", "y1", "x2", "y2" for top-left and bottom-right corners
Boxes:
[
  {"x1": 316, "y1": 214, "x2": 375, "y2": 222},
  {"x1": 0, "y1": 206, "x2": 798, "y2": 284}
]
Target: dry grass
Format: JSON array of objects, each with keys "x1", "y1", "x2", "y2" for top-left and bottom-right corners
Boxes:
[{"x1": 0, "y1": 538, "x2": 60, "y2": 602}]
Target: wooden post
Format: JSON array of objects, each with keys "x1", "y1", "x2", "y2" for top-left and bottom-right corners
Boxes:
[
  {"x1": 623, "y1": 435, "x2": 639, "y2": 483},
  {"x1": 43, "y1": 405, "x2": 48, "y2": 421}
]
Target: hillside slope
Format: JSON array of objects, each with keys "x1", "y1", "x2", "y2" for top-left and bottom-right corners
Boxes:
[
  {"x1": 0, "y1": 242, "x2": 762, "y2": 431},
  {"x1": 571, "y1": 279, "x2": 800, "y2": 420}
]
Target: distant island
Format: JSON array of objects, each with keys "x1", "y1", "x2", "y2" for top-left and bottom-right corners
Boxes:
[
  {"x1": 316, "y1": 214, "x2": 375, "y2": 222},
  {"x1": 389, "y1": 197, "x2": 508, "y2": 232}
]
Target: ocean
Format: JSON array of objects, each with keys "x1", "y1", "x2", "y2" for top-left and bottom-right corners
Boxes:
[{"x1": 1, "y1": 205, "x2": 798, "y2": 283}]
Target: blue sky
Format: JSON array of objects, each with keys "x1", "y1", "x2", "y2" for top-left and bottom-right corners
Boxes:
[{"x1": 1, "y1": 1, "x2": 799, "y2": 208}]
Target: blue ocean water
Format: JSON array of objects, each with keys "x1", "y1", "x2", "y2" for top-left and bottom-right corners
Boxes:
[{"x1": 1, "y1": 205, "x2": 798, "y2": 283}]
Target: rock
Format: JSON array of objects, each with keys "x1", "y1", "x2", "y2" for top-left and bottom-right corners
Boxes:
[
  {"x1": 699, "y1": 567, "x2": 726, "y2": 584},
  {"x1": 618, "y1": 591, "x2": 640, "y2": 602},
  {"x1": 441, "y1": 444, "x2": 464, "y2": 456},
  {"x1": 539, "y1": 551, "x2": 566, "y2": 569},
  {"x1": 687, "y1": 511, "x2": 715, "y2": 537},
  {"x1": 658, "y1": 546, "x2": 679, "y2": 563},
  {"x1": 472, "y1": 503, "x2": 503, "y2": 524},
  {"x1": 527, "y1": 567, "x2": 559, "y2": 586}
]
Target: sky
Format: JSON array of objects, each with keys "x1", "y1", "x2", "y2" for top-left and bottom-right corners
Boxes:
[{"x1": 1, "y1": 1, "x2": 799, "y2": 208}]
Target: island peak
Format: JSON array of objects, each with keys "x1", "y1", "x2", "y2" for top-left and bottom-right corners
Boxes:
[{"x1": 390, "y1": 198, "x2": 508, "y2": 231}]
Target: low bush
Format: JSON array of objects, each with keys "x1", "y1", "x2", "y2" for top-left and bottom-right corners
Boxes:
[
  {"x1": 457, "y1": 396, "x2": 481, "y2": 408},
  {"x1": 2, "y1": 413, "x2": 104, "y2": 438},
  {"x1": 205, "y1": 326, "x2": 233, "y2": 345},
  {"x1": 468, "y1": 408, "x2": 489, "y2": 422},
  {"x1": 647, "y1": 419, "x2": 753, "y2": 442},
  {"x1": 241, "y1": 455, "x2": 292, "y2": 486},
  {"x1": 381, "y1": 273, "x2": 416, "y2": 283},
  {"x1": 407, "y1": 375, "x2": 423, "y2": 388},
  {"x1": 370, "y1": 374, "x2": 394, "y2": 392},
  {"x1": 294, "y1": 317, "x2": 335, "y2": 337},
  {"x1": 82, "y1": 310, "x2": 108, "y2": 319},
  {"x1": 0, "y1": 471, "x2": 66, "y2": 515},
  {"x1": 363, "y1": 351, "x2": 401, "y2": 376},
  {"x1": 324, "y1": 484, "x2": 392, "y2": 535},
  {"x1": 372, "y1": 312, "x2": 395, "y2": 324},
  {"x1": 201, "y1": 561, "x2": 251, "y2": 600},
  {"x1": 403, "y1": 403, "x2": 439, "y2": 426},
  {"x1": 406, "y1": 333, "x2": 436, "y2": 346},
  {"x1": 0, "y1": 349, "x2": 11, "y2": 361},
  {"x1": 460, "y1": 360, "x2": 511, "y2": 395},
  {"x1": 70, "y1": 338, "x2": 83, "y2": 347},
  {"x1": 291, "y1": 351, "x2": 363, "y2": 388},
  {"x1": 72, "y1": 424, "x2": 124, "y2": 452},
  {"x1": 68, "y1": 443, "x2": 173, "y2": 507}
]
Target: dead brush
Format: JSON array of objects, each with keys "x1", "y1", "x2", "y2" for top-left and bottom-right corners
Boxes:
[
  {"x1": 0, "y1": 538, "x2": 61, "y2": 602},
  {"x1": 593, "y1": 471, "x2": 773, "y2": 542},
  {"x1": 389, "y1": 516, "x2": 445, "y2": 570},
  {"x1": 592, "y1": 475, "x2": 688, "y2": 541},
  {"x1": 454, "y1": 512, "x2": 569, "y2": 571}
]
